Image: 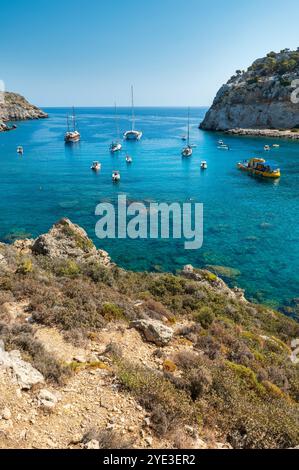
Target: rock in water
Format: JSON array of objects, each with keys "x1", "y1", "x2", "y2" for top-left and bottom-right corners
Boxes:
[
  {"x1": 200, "y1": 49, "x2": 299, "y2": 131},
  {"x1": 131, "y1": 319, "x2": 173, "y2": 346},
  {"x1": 0, "y1": 92, "x2": 48, "y2": 129}
]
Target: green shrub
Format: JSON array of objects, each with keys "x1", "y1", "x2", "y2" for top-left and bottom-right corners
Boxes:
[{"x1": 193, "y1": 306, "x2": 215, "y2": 328}]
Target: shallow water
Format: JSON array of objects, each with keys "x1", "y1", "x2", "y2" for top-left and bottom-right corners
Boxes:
[{"x1": 0, "y1": 107, "x2": 298, "y2": 308}]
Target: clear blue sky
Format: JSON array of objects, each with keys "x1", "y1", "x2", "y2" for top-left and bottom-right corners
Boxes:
[{"x1": 1, "y1": 0, "x2": 298, "y2": 107}]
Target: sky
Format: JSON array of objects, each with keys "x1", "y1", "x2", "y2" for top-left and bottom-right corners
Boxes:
[{"x1": 0, "y1": 0, "x2": 299, "y2": 107}]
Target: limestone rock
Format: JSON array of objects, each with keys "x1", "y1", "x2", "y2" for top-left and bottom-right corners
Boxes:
[
  {"x1": 131, "y1": 319, "x2": 173, "y2": 346},
  {"x1": 0, "y1": 92, "x2": 48, "y2": 130},
  {"x1": 37, "y1": 389, "x2": 59, "y2": 409},
  {"x1": 32, "y1": 218, "x2": 110, "y2": 266},
  {"x1": 1, "y1": 408, "x2": 12, "y2": 420},
  {"x1": 200, "y1": 49, "x2": 299, "y2": 131},
  {"x1": 0, "y1": 340, "x2": 44, "y2": 390}
]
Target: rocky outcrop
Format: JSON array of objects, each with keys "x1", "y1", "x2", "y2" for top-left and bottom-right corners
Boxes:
[
  {"x1": 130, "y1": 319, "x2": 173, "y2": 346},
  {"x1": 200, "y1": 49, "x2": 299, "y2": 131},
  {"x1": 0, "y1": 340, "x2": 44, "y2": 390},
  {"x1": 0, "y1": 91, "x2": 47, "y2": 131},
  {"x1": 32, "y1": 218, "x2": 111, "y2": 266}
]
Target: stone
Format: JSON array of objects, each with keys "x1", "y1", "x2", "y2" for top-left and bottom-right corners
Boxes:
[
  {"x1": 1, "y1": 408, "x2": 11, "y2": 420},
  {"x1": 130, "y1": 319, "x2": 173, "y2": 346},
  {"x1": 31, "y1": 218, "x2": 110, "y2": 266},
  {"x1": 37, "y1": 389, "x2": 59, "y2": 409},
  {"x1": 0, "y1": 341, "x2": 44, "y2": 390}
]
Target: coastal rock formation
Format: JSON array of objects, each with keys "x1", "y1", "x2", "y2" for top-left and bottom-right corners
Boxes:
[
  {"x1": 200, "y1": 49, "x2": 299, "y2": 131},
  {"x1": 0, "y1": 91, "x2": 47, "y2": 131},
  {"x1": 32, "y1": 218, "x2": 111, "y2": 266}
]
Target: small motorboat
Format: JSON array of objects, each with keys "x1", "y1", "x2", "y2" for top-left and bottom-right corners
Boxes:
[
  {"x1": 218, "y1": 140, "x2": 224, "y2": 145},
  {"x1": 91, "y1": 161, "x2": 101, "y2": 171},
  {"x1": 110, "y1": 141, "x2": 122, "y2": 153},
  {"x1": 182, "y1": 145, "x2": 193, "y2": 157},
  {"x1": 237, "y1": 157, "x2": 280, "y2": 179},
  {"x1": 112, "y1": 170, "x2": 121, "y2": 182},
  {"x1": 17, "y1": 146, "x2": 24, "y2": 155},
  {"x1": 218, "y1": 144, "x2": 229, "y2": 150},
  {"x1": 273, "y1": 144, "x2": 280, "y2": 148},
  {"x1": 201, "y1": 160, "x2": 208, "y2": 170},
  {"x1": 126, "y1": 155, "x2": 133, "y2": 163},
  {"x1": 264, "y1": 145, "x2": 271, "y2": 151}
]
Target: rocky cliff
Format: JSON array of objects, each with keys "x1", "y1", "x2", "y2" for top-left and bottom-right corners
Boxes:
[
  {"x1": 200, "y1": 49, "x2": 299, "y2": 131},
  {"x1": 0, "y1": 92, "x2": 48, "y2": 131},
  {"x1": 0, "y1": 219, "x2": 299, "y2": 449}
]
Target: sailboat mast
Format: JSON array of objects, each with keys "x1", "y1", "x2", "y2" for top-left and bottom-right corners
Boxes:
[
  {"x1": 187, "y1": 107, "x2": 190, "y2": 146},
  {"x1": 72, "y1": 106, "x2": 76, "y2": 131},
  {"x1": 67, "y1": 115, "x2": 70, "y2": 132},
  {"x1": 131, "y1": 85, "x2": 135, "y2": 131},
  {"x1": 115, "y1": 102, "x2": 120, "y2": 141}
]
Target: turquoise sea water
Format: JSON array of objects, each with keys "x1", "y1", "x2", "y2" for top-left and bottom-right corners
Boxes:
[{"x1": 0, "y1": 107, "x2": 298, "y2": 309}]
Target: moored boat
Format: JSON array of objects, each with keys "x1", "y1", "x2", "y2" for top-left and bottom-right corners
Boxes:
[
  {"x1": 181, "y1": 108, "x2": 193, "y2": 157},
  {"x1": 201, "y1": 160, "x2": 208, "y2": 170},
  {"x1": 110, "y1": 103, "x2": 122, "y2": 153},
  {"x1": 110, "y1": 142, "x2": 122, "y2": 153},
  {"x1": 264, "y1": 145, "x2": 271, "y2": 151},
  {"x1": 126, "y1": 155, "x2": 132, "y2": 163},
  {"x1": 65, "y1": 108, "x2": 80, "y2": 143},
  {"x1": 124, "y1": 86, "x2": 142, "y2": 141},
  {"x1": 91, "y1": 161, "x2": 101, "y2": 171},
  {"x1": 17, "y1": 146, "x2": 23, "y2": 155},
  {"x1": 237, "y1": 157, "x2": 280, "y2": 179},
  {"x1": 112, "y1": 170, "x2": 120, "y2": 182}
]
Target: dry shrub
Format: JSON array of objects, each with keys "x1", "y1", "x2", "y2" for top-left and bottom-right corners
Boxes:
[
  {"x1": 116, "y1": 360, "x2": 196, "y2": 437},
  {"x1": 82, "y1": 428, "x2": 132, "y2": 449}
]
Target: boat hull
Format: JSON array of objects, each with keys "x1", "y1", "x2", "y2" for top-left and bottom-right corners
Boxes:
[
  {"x1": 123, "y1": 130, "x2": 142, "y2": 141},
  {"x1": 65, "y1": 131, "x2": 81, "y2": 143},
  {"x1": 237, "y1": 163, "x2": 280, "y2": 179}
]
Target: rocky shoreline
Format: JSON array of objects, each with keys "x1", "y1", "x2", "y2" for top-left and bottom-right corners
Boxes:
[
  {"x1": 0, "y1": 91, "x2": 48, "y2": 132},
  {"x1": 224, "y1": 128, "x2": 299, "y2": 139}
]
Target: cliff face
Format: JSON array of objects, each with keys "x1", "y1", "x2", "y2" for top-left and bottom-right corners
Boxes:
[
  {"x1": 200, "y1": 49, "x2": 299, "y2": 131},
  {"x1": 0, "y1": 92, "x2": 48, "y2": 130}
]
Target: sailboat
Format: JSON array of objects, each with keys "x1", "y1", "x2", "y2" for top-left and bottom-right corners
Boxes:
[
  {"x1": 65, "y1": 107, "x2": 80, "y2": 143},
  {"x1": 181, "y1": 108, "x2": 192, "y2": 157},
  {"x1": 123, "y1": 86, "x2": 142, "y2": 141},
  {"x1": 110, "y1": 103, "x2": 122, "y2": 153}
]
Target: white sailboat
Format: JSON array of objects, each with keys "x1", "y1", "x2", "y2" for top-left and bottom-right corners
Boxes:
[
  {"x1": 65, "y1": 107, "x2": 80, "y2": 143},
  {"x1": 110, "y1": 103, "x2": 122, "y2": 153},
  {"x1": 181, "y1": 108, "x2": 192, "y2": 157},
  {"x1": 123, "y1": 86, "x2": 142, "y2": 141}
]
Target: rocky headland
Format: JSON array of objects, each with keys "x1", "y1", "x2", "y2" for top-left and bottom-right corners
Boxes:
[
  {"x1": 0, "y1": 219, "x2": 298, "y2": 449},
  {"x1": 200, "y1": 49, "x2": 299, "y2": 135},
  {"x1": 0, "y1": 92, "x2": 47, "y2": 132}
]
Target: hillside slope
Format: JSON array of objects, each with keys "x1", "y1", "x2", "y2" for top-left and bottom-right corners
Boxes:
[{"x1": 0, "y1": 219, "x2": 298, "y2": 449}]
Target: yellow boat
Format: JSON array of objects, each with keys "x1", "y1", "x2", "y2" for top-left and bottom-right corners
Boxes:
[{"x1": 237, "y1": 158, "x2": 280, "y2": 179}]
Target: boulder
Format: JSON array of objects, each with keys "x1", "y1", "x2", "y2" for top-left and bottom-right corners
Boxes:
[
  {"x1": 0, "y1": 340, "x2": 44, "y2": 390},
  {"x1": 131, "y1": 319, "x2": 173, "y2": 346},
  {"x1": 37, "y1": 389, "x2": 59, "y2": 409},
  {"x1": 32, "y1": 218, "x2": 110, "y2": 266}
]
